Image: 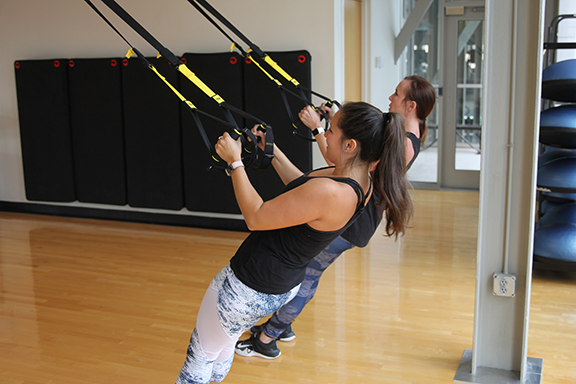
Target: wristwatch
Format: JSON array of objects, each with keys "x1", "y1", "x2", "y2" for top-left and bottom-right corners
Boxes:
[
  {"x1": 312, "y1": 127, "x2": 325, "y2": 137},
  {"x1": 225, "y1": 160, "x2": 244, "y2": 176}
]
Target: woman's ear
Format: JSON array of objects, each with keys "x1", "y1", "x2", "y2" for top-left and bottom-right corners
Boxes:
[
  {"x1": 344, "y1": 139, "x2": 359, "y2": 153},
  {"x1": 408, "y1": 100, "x2": 417, "y2": 113}
]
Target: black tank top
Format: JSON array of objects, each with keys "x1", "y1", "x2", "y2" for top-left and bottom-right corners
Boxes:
[
  {"x1": 230, "y1": 168, "x2": 369, "y2": 294},
  {"x1": 406, "y1": 132, "x2": 421, "y2": 169},
  {"x1": 340, "y1": 132, "x2": 420, "y2": 247}
]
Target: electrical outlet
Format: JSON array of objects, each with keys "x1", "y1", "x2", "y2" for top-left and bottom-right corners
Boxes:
[{"x1": 493, "y1": 273, "x2": 516, "y2": 297}]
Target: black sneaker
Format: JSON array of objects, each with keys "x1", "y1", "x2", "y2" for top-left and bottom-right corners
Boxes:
[
  {"x1": 250, "y1": 321, "x2": 296, "y2": 342},
  {"x1": 235, "y1": 332, "x2": 281, "y2": 359}
]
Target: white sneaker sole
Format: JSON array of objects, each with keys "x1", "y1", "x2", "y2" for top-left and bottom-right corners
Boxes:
[{"x1": 278, "y1": 334, "x2": 296, "y2": 342}]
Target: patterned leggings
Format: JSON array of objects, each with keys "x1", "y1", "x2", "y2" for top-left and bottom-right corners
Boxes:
[
  {"x1": 263, "y1": 236, "x2": 354, "y2": 339},
  {"x1": 176, "y1": 265, "x2": 299, "y2": 384}
]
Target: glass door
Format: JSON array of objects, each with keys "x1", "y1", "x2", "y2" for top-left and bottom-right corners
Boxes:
[
  {"x1": 441, "y1": 6, "x2": 484, "y2": 189},
  {"x1": 405, "y1": 0, "x2": 440, "y2": 185}
]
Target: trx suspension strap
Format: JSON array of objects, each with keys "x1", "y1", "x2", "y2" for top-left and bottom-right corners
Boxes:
[
  {"x1": 84, "y1": 0, "x2": 274, "y2": 171},
  {"x1": 186, "y1": 0, "x2": 341, "y2": 141},
  {"x1": 185, "y1": 0, "x2": 320, "y2": 142}
]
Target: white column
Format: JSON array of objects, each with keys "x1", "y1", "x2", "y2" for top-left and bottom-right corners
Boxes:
[{"x1": 455, "y1": 0, "x2": 545, "y2": 382}]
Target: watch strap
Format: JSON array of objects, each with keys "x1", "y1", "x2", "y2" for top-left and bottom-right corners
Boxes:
[
  {"x1": 312, "y1": 127, "x2": 325, "y2": 136},
  {"x1": 226, "y1": 160, "x2": 245, "y2": 176}
]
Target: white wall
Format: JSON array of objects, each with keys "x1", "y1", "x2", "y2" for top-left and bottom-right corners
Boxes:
[
  {"x1": 362, "y1": 0, "x2": 402, "y2": 112},
  {"x1": 0, "y1": 0, "x2": 344, "y2": 215}
]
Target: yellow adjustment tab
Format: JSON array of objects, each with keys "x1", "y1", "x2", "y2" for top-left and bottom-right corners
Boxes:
[
  {"x1": 177, "y1": 64, "x2": 222, "y2": 101},
  {"x1": 156, "y1": 52, "x2": 162, "y2": 59},
  {"x1": 230, "y1": 42, "x2": 236, "y2": 53},
  {"x1": 184, "y1": 100, "x2": 197, "y2": 109},
  {"x1": 212, "y1": 94, "x2": 225, "y2": 104},
  {"x1": 263, "y1": 56, "x2": 300, "y2": 87},
  {"x1": 126, "y1": 48, "x2": 135, "y2": 59}
]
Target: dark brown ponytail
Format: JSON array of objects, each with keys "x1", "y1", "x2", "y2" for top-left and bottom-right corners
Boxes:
[
  {"x1": 338, "y1": 102, "x2": 413, "y2": 238},
  {"x1": 404, "y1": 75, "x2": 437, "y2": 146}
]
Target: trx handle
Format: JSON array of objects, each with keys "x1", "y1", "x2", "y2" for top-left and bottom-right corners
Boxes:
[{"x1": 255, "y1": 124, "x2": 274, "y2": 170}]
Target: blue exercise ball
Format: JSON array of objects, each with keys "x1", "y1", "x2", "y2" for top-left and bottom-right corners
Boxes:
[
  {"x1": 542, "y1": 59, "x2": 576, "y2": 102},
  {"x1": 537, "y1": 157, "x2": 576, "y2": 192},
  {"x1": 538, "y1": 202, "x2": 576, "y2": 227},
  {"x1": 534, "y1": 223, "x2": 576, "y2": 264},
  {"x1": 539, "y1": 105, "x2": 576, "y2": 148},
  {"x1": 541, "y1": 191, "x2": 576, "y2": 201},
  {"x1": 540, "y1": 199, "x2": 566, "y2": 216},
  {"x1": 538, "y1": 147, "x2": 576, "y2": 167}
]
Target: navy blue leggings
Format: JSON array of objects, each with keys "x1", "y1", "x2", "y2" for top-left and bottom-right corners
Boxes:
[{"x1": 263, "y1": 236, "x2": 354, "y2": 339}]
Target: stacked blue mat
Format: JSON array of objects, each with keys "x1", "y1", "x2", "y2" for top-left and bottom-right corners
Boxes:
[{"x1": 536, "y1": 59, "x2": 576, "y2": 265}]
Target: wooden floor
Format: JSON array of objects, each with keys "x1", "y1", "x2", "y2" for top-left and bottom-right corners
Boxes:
[{"x1": 1, "y1": 190, "x2": 575, "y2": 384}]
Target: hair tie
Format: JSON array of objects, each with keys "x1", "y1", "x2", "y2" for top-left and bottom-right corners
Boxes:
[{"x1": 383, "y1": 112, "x2": 391, "y2": 126}]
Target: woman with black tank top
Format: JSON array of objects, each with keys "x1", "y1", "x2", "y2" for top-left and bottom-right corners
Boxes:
[
  {"x1": 175, "y1": 102, "x2": 412, "y2": 384},
  {"x1": 238, "y1": 76, "x2": 437, "y2": 360}
]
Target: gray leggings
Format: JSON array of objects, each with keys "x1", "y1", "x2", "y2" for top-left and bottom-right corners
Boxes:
[{"x1": 176, "y1": 265, "x2": 299, "y2": 384}]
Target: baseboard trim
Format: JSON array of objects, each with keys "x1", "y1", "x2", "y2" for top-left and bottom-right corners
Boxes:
[{"x1": 0, "y1": 201, "x2": 248, "y2": 232}]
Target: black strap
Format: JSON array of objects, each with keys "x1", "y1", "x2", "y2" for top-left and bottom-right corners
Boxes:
[
  {"x1": 189, "y1": 0, "x2": 266, "y2": 58},
  {"x1": 100, "y1": 0, "x2": 180, "y2": 66}
]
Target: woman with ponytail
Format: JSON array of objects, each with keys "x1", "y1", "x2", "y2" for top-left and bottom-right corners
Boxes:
[
  {"x1": 238, "y1": 76, "x2": 436, "y2": 360},
  {"x1": 176, "y1": 102, "x2": 411, "y2": 384},
  {"x1": 390, "y1": 75, "x2": 437, "y2": 166}
]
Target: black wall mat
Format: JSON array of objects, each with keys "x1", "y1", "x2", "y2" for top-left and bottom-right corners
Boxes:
[
  {"x1": 68, "y1": 58, "x2": 127, "y2": 205},
  {"x1": 180, "y1": 52, "x2": 245, "y2": 214},
  {"x1": 13, "y1": 51, "x2": 314, "y2": 230},
  {"x1": 243, "y1": 50, "x2": 313, "y2": 201},
  {"x1": 121, "y1": 57, "x2": 184, "y2": 210},
  {"x1": 14, "y1": 59, "x2": 76, "y2": 202}
]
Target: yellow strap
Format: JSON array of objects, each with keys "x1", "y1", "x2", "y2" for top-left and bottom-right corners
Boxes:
[
  {"x1": 149, "y1": 66, "x2": 197, "y2": 108},
  {"x1": 263, "y1": 55, "x2": 300, "y2": 87},
  {"x1": 248, "y1": 55, "x2": 282, "y2": 87},
  {"x1": 125, "y1": 50, "x2": 197, "y2": 108},
  {"x1": 177, "y1": 64, "x2": 225, "y2": 104}
]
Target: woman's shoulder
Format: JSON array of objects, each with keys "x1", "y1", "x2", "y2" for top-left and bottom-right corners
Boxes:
[{"x1": 306, "y1": 166, "x2": 335, "y2": 177}]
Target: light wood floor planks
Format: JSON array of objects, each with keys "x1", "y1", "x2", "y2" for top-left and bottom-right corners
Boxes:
[{"x1": 1, "y1": 189, "x2": 575, "y2": 383}]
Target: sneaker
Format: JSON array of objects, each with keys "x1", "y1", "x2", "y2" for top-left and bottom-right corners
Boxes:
[
  {"x1": 250, "y1": 321, "x2": 296, "y2": 342},
  {"x1": 235, "y1": 332, "x2": 281, "y2": 359}
]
